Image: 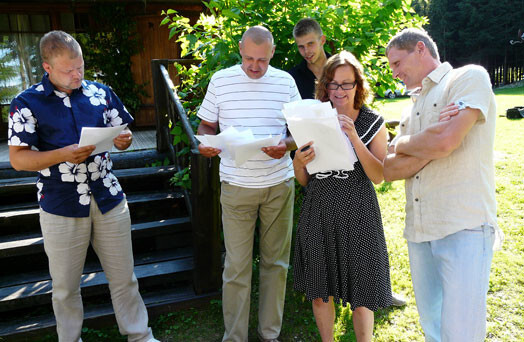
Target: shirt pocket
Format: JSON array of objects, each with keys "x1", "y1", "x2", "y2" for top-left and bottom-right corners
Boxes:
[
  {"x1": 399, "y1": 114, "x2": 411, "y2": 136},
  {"x1": 423, "y1": 98, "x2": 447, "y2": 127}
]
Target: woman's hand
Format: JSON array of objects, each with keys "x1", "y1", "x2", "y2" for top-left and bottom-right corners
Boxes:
[
  {"x1": 294, "y1": 141, "x2": 315, "y2": 168},
  {"x1": 338, "y1": 114, "x2": 359, "y2": 142},
  {"x1": 293, "y1": 141, "x2": 314, "y2": 186}
]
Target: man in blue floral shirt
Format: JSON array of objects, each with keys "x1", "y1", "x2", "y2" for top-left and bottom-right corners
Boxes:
[{"x1": 8, "y1": 31, "x2": 158, "y2": 342}]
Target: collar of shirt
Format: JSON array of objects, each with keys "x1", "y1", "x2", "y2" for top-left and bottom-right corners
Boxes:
[
  {"x1": 42, "y1": 72, "x2": 60, "y2": 97},
  {"x1": 289, "y1": 52, "x2": 330, "y2": 100},
  {"x1": 422, "y1": 62, "x2": 452, "y2": 90}
]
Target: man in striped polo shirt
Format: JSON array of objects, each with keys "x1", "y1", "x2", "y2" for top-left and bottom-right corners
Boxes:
[{"x1": 197, "y1": 26, "x2": 301, "y2": 342}]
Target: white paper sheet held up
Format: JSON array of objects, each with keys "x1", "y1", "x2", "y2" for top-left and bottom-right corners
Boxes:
[
  {"x1": 196, "y1": 126, "x2": 282, "y2": 166},
  {"x1": 195, "y1": 126, "x2": 245, "y2": 161},
  {"x1": 230, "y1": 134, "x2": 281, "y2": 166},
  {"x1": 78, "y1": 124, "x2": 128, "y2": 155},
  {"x1": 283, "y1": 100, "x2": 357, "y2": 174}
]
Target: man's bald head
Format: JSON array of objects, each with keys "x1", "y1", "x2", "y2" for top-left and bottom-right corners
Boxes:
[
  {"x1": 238, "y1": 26, "x2": 275, "y2": 79},
  {"x1": 240, "y1": 26, "x2": 274, "y2": 47}
]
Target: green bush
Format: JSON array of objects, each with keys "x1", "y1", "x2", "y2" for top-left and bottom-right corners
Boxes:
[
  {"x1": 160, "y1": 0, "x2": 426, "y2": 193},
  {"x1": 79, "y1": 4, "x2": 147, "y2": 116},
  {"x1": 161, "y1": 0, "x2": 426, "y2": 115}
]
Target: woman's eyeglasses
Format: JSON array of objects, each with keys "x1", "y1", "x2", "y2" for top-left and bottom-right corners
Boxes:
[{"x1": 326, "y1": 82, "x2": 357, "y2": 90}]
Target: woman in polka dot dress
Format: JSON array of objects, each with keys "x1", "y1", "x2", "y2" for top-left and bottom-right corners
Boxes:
[{"x1": 293, "y1": 51, "x2": 392, "y2": 342}]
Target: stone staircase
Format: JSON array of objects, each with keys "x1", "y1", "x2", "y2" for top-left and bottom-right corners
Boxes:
[{"x1": 0, "y1": 149, "x2": 220, "y2": 340}]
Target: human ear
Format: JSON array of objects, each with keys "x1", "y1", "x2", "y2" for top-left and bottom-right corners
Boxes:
[{"x1": 42, "y1": 61, "x2": 52, "y2": 74}]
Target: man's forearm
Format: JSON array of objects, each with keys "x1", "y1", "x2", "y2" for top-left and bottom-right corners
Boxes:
[
  {"x1": 10, "y1": 148, "x2": 64, "y2": 171},
  {"x1": 394, "y1": 123, "x2": 448, "y2": 160},
  {"x1": 395, "y1": 108, "x2": 480, "y2": 159},
  {"x1": 383, "y1": 152, "x2": 430, "y2": 182},
  {"x1": 197, "y1": 121, "x2": 218, "y2": 135},
  {"x1": 10, "y1": 145, "x2": 95, "y2": 171}
]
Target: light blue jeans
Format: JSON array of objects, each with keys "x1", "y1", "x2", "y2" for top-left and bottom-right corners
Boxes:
[{"x1": 408, "y1": 224, "x2": 494, "y2": 342}]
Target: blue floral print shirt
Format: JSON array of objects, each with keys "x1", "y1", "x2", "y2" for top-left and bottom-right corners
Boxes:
[{"x1": 8, "y1": 73, "x2": 133, "y2": 217}]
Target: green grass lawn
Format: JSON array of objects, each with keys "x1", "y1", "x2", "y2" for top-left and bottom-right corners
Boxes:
[{"x1": 41, "y1": 86, "x2": 524, "y2": 341}]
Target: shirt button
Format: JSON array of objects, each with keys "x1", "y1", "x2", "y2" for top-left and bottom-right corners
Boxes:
[
  {"x1": 433, "y1": 103, "x2": 437, "y2": 107},
  {"x1": 416, "y1": 175, "x2": 419, "y2": 179},
  {"x1": 415, "y1": 198, "x2": 419, "y2": 202},
  {"x1": 416, "y1": 112, "x2": 420, "y2": 116}
]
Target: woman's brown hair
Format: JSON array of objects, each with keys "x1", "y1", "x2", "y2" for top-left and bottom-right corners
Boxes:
[{"x1": 315, "y1": 50, "x2": 371, "y2": 109}]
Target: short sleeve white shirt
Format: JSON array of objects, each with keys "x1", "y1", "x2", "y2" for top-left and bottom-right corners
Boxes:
[{"x1": 197, "y1": 65, "x2": 301, "y2": 188}]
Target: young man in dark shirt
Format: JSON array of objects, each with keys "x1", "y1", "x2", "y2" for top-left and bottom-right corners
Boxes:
[{"x1": 288, "y1": 18, "x2": 328, "y2": 99}]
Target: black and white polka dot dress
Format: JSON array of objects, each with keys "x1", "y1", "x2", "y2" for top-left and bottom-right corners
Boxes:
[{"x1": 293, "y1": 107, "x2": 392, "y2": 311}]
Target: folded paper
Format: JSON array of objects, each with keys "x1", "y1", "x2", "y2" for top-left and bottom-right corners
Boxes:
[{"x1": 283, "y1": 100, "x2": 357, "y2": 174}]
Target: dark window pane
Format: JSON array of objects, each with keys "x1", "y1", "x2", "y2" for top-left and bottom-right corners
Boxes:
[
  {"x1": 74, "y1": 13, "x2": 90, "y2": 32},
  {"x1": 60, "y1": 13, "x2": 75, "y2": 32},
  {"x1": 0, "y1": 14, "x2": 9, "y2": 32},
  {"x1": 1, "y1": 105, "x2": 9, "y2": 123},
  {"x1": 10, "y1": 14, "x2": 30, "y2": 32},
  {"x1": 30, "y1": 14, "x2": 50, "y2": 33}
]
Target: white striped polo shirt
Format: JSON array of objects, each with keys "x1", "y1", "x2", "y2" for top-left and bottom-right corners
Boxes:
[{"x1": 197, "y1": 64, "x2": 301, "y2": 188}]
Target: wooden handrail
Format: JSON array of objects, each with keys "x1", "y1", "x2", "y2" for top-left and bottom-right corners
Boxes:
[
  {"x1": 158, "y1": 64, "x2": 200, "y2": 155},
  {"x1": 151, "y1": 59, "x2": 222, "y2": 294}
]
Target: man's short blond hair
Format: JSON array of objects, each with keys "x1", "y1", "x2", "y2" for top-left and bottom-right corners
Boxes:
[
  {"x1": 40, "y1": 30, "x2": 82, "y2": 63},
  {"x1": 386, "y1": 28, "x2": 440, "y2": 60}
]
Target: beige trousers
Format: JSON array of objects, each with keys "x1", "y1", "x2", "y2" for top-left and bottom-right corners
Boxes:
[
  {"x1": 220, "y1": 179, "x2": 294, "y2": 342},
  {"x1": 40, "y1": 198, "x2": 153, "y2": 342}
]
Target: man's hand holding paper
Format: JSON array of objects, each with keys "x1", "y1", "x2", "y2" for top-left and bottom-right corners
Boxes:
[
  {"x1": 113, "y1": 129, "x2": 133, "y2": 150},
  {"x1": 196, "y1": 126, "x2": 282, "y2": 166},
  {"x1": 261, "y1": 139, "x2": 287, "y2": 159},
  {"x1": 78, "y1": 124, "x2": 128, "y2": 156},
  {"x1": 198, "y1": 144, "x2": 221, "y2": 158}
]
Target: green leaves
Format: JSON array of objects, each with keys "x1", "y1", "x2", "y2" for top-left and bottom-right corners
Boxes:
[
  {"x1": 171, "y1": 123, "x2": 189, "y2": 146},
  {"x1": 170, "y1": 167, "x2": 191, "y2": 189},
  {"x1": 158, "y1": 0, "x2": 426, "y2": 189},
  {"x1": 81, "y1": 4, "x2": 147, "y2": 116}
]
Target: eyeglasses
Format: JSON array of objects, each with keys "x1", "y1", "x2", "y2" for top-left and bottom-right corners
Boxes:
[{"x1": 326, "y1": 82, "x2": 357, "y2": 90}]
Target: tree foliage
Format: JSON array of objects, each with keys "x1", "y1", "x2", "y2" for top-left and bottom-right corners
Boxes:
[
  {"x1": 161, "y1": 0, "x2": 427, "y2": 117},
  {"x1": 78, "y1": 4, "x2": 147, "y2": 116},
  {"x1": 426, "y1": 0, "x2": 524, "y2": 68}
]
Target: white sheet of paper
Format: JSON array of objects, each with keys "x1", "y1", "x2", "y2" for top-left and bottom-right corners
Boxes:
[
  {"x1": 231, "y1": 134, "x2": 282, "y2": 167},
  {"x1": 283, "y1": 100, "x2": 357, "y2": 174},
  {"x1": 78, "y1": 124, "x2": 128, "y2": 155},
  {"x1": 283, "y1": 100, "x2": 334, "y2": 118},
  {"x1": 195, "y1": 126, "x2": 247, "y2": 160},
  {"x1": 196, "y1": 127, "x2": 281, "y2": 166}
]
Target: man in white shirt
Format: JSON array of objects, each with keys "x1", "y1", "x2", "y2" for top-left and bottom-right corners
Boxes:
[
  {"x1": 197, "y1": 26, "x2": 300, "y2": 342},
  {"x1": 384, "y1": 28, "x2": 502, "y2": 342}
]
